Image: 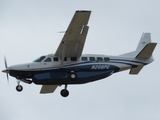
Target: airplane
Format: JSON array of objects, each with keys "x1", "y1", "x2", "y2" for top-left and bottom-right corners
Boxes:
[{"x1": 2, "y1": 10, "x2": 157, "y2": 97}]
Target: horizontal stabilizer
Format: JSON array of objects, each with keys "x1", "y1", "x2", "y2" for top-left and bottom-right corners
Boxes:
[
  {"x1": 136, "y1": 43, "x2": 157, "y2": 59},
  {"x1": 129, "y1": 65, "x2": 144, "y2": 74}
]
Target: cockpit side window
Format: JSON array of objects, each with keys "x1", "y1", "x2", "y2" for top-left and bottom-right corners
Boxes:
[
  {"x1": 44, "y1": 57, "x2": 52, "y2": 62},
  {"x1": 33, "y1": 56, "x2": 46, "y2": 62}
]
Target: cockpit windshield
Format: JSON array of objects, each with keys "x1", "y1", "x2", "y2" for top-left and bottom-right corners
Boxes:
[{"x1": 33, "y1": 56, "x2": 46, "y2": 62}]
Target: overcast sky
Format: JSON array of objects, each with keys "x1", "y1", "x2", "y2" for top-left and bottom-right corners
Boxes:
[{"x1": 0, "y1": 0, "x2": 160, "y2": 120}]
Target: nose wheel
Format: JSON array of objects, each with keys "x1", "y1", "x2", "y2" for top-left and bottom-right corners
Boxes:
[
  {"x1": 16, "y1": 80, "x2": 23, "y2": 92},
  {"x1": 16, "y1": 85, "x2": 23, "y2": 92},
  {"x1": 60, "y1": 84, "x2": 69, "y2": 97}
]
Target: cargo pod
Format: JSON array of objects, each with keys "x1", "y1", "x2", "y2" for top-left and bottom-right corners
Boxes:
[{"x1": 33, "y1": 71, "x2": 68, "y2": 84}]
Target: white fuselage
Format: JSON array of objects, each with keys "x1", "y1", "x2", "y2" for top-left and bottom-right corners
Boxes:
[{"x1": 8, "y1": 54, "x2": 151, "y2": 73}]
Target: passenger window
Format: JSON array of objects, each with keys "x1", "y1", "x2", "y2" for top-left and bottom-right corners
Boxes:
[
  {"x1": 89, "y1": 57, "x2": 95, "y2": 61},
  {"x1": 64, "y1": 57, "x2": 67, "y2": 61},
  {"x1": 44, "y1": 58, "x2": 52, "y2": 62},
  {"x1": 81, "y1": 57, "x2": 88, "y2": 61},
  {"x1": 53, "y1": 57, "x2": 59, "y2": 61},
  {"x1": 71, "y1": 57, "x2": 77, "y2": 61},
  {"x1": 104, "y1": 57, "x2": 110, "y2": 61},
  {"x1": 97, "y1": 57, "x2": 103, "y2": 61}
]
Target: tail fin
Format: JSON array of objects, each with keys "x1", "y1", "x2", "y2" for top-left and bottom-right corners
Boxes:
[
  {"x1": 120, "y1": 33, "x2": 157, "y2": 59},
  {"x1": 120, "y1": 33, "x2": 157, "y2": 74},
  {"x1": 135, "y1": 33, "x2": 157, "y2": 60}
]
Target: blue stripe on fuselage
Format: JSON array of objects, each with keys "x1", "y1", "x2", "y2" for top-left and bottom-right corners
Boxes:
[{"x1": 20, "y1": 59, "x2": 146, "y2": 71}]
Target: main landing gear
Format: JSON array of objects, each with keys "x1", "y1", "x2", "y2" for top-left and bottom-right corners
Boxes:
[
  {"x1": 60, "y1": 84, "x2": 69, "y2": 97},
  {"x1": 60, "y1": 71, "x2": 77, "y2": 97}
]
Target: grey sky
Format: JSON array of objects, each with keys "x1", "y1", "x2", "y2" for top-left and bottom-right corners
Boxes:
[{"x1": 0, "y1": 0, "x2": 160, "y2": 120}]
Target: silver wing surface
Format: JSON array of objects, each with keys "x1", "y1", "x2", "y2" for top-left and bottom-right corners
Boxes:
[
  {"x1": 40, "y1": 85, "x2": 59, "y2": 94},
  {"x1": 55, "y1": 10, "x2": 91, "y2": 58}
]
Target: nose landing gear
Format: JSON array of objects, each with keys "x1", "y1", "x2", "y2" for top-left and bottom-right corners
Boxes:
[
  {"x1": 16, "y1": 80, "x2": 23, "y2": 92},
  {"x1": 16, "y1": 85, "x2": 23, "y2": 92}
]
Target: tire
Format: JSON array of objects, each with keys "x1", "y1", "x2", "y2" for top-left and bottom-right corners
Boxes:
[
  {"x1": 16, "y1": 85, "x2": 23, "y2": 92},
  {"x1": 60, "y1": 89, "x2": 69, "y2": 97}
]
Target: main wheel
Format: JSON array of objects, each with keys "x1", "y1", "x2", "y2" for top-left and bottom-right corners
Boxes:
[
  {"x1": 60, "y1": 89, "x2": 69, "y2": 97},
  {"x1": 69, "y1": 72, "x2": 77, "y2": 80},
  {"x1": 16, "y1": 85, "x2": 23, "y2": 92}
]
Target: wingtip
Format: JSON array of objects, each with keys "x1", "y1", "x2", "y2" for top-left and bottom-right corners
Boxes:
[{"x1": 76, "y1": 10, "x2": 91, "y2": 13}]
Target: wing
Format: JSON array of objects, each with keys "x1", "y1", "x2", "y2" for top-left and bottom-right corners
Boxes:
[
  {"x1": 55, "y1": 10, "x2": 91, "y2": 58},
  {"x1": 40, "y1": 85, "x2": 59, "y2": 94}
]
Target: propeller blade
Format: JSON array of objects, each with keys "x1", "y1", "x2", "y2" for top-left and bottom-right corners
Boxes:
[
  {"x1": 4, "y1": 56, "x2": 8, "y2": 68},
  {"x1": 4, "y1": 56, "x2": 9, "y2": 83},
  {"x1": 7, "y1": 73, "x2": 9, "y2": 83}
]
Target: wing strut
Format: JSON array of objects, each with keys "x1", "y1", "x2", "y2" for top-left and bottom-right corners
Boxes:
[
  {"x1": 73, "y1": 25, "x2": 89, "y2": 57},
  {"x1": 60, "y1": 42, "x2": 66, "y2": 68}
]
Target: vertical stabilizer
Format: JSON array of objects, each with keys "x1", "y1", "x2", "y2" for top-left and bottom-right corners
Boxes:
[
  {"x1": 136, "y1": 33, "x2": 151, "y2": 55},
  {"x1": 120, "y1": 33, "x2": 157, "y2": 59},
  {"x1": 119, "y1": 33, "x2": 157, "y2": 75}
]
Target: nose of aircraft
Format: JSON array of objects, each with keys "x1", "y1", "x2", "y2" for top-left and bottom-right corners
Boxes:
[
  {"x1": 2, "y1": 68, "x2": 10, "y2": 82},
  {"x1": 2, "y1": 69, "x2": 9, "y2": 73}
]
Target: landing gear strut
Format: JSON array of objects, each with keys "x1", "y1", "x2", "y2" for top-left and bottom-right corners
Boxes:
[
  {"x1": 60, "y1": 84, "x2": 69, "y2": 97},
  {"x1": 16, "y1": 80, "x2": 23, "y2": 92}
]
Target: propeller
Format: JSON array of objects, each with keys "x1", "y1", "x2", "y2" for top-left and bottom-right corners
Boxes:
[{"x1": 3, "y1": 56, "x2": 9, "y2": 83}]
